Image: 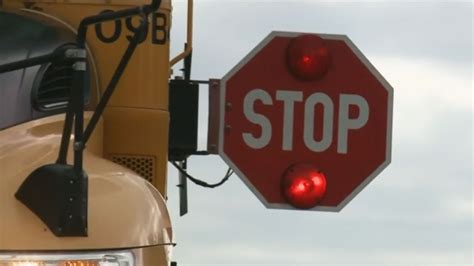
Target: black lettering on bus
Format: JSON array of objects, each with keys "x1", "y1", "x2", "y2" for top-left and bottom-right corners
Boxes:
[
  {"x1": 152, "y1": 12, "x2": 168, "y2": 45},
  {"x1": 125, "y1": 16, "x2": 148, "y2": 43},
  {"x1": 94, "y1": 10, "x2": 122, "y2": 43},
  {"x1": 94, "y1": 10, "x2": 168, "y2": 45}
]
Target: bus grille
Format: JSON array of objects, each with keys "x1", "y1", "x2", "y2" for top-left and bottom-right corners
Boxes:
[{"x1": 110, "y1": 155, "x2": 155, "y2": 183}]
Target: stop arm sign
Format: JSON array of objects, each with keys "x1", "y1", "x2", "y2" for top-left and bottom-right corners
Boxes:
[{"x1": 217, "y1": 31, "x2": 393, "y2": 211}]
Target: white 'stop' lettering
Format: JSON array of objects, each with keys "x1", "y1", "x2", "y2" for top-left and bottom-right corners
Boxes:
[{"x1": 241, "y1": 89, "x2": 369, "y2": 154}]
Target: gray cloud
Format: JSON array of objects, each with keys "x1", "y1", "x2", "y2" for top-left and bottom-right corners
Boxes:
[{"x1": 171, "y1": 1, "x2": 472, "y2": 79}]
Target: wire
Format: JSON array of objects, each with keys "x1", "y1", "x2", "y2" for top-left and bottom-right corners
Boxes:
[{"x1": 170, "y1": 161, "x2": 233, "y2": 188}]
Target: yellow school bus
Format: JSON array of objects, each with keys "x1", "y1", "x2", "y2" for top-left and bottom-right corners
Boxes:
[{"x1": 0, "y1": 0, "x2": 186, "y2": 264}]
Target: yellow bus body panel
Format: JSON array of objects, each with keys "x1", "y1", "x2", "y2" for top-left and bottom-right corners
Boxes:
[{"x1": 0, "y1": 113, "x2": 172, "y2": 256}]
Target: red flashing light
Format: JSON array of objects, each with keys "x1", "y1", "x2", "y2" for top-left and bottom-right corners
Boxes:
[
  {"x1": 286, "y1": 34, "x2": 331, "y2": 81},
  {"x1": 282, "y1": 163, "x2": 327, "y2": 209}
]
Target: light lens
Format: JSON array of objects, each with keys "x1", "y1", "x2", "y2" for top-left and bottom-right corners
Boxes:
[
  {"x1": 286, "y1": 34, "x2": 331, "y2": 81},
  {"x1": 0, "y1": 251, "x2": 134, "y2": 266},
  {"x1": 282, "y1": 163, "x2": 327, "y2": 209}
]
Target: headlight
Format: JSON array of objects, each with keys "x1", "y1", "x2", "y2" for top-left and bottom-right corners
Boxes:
[{"x1": 0, "y1": 250, "x2": 134, "y2": 266}]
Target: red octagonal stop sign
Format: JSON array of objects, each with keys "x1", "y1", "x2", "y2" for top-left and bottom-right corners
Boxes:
[{"x1": 218, "y1": 31, "x2": 393, "y2": 211}]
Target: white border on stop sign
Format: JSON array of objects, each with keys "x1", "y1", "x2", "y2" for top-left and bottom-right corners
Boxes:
[{"x1": 219, "y1": 31, "x2": 394, "y2": 212}]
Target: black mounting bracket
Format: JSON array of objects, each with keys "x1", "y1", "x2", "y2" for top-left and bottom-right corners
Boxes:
[{"x1": 168, "y1": 78, "x2": 199, "y2": 162}]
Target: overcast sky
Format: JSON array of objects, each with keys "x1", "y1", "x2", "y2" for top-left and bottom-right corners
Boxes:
[{"x1": 166, "y1": 1, "x2": 472, "y2": 265}]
